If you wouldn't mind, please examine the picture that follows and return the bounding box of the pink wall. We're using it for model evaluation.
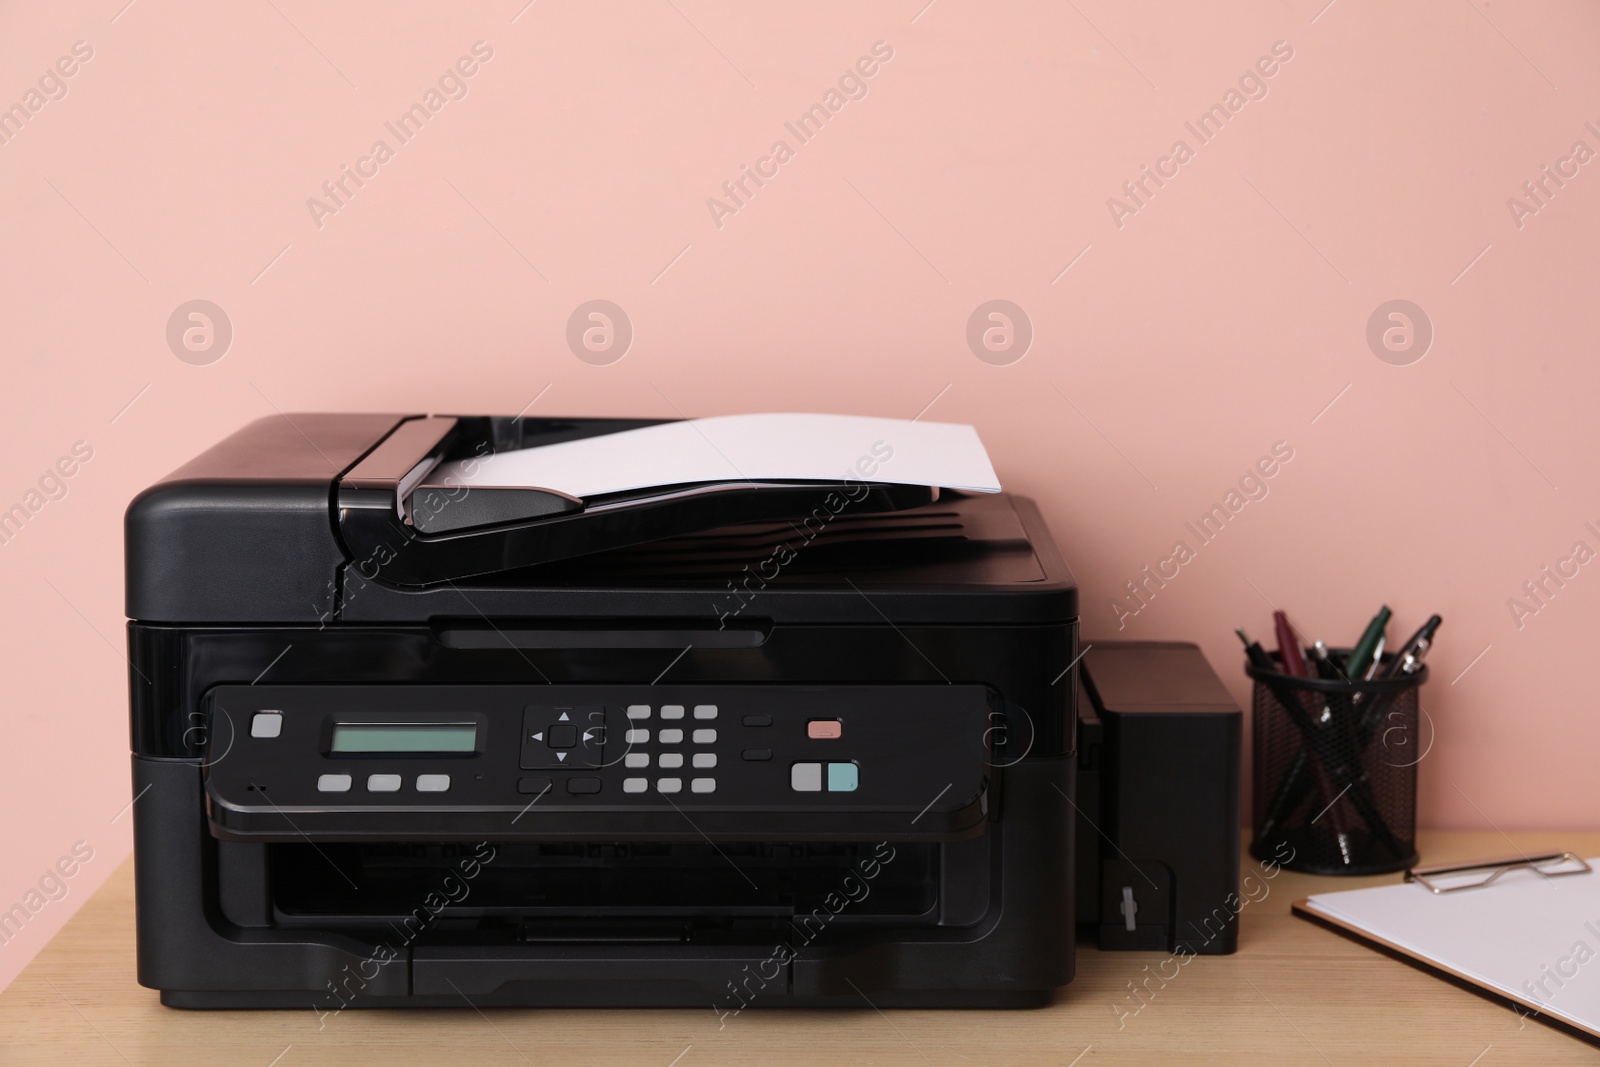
[2,0,1597,986]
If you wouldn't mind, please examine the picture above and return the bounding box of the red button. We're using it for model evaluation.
[807,720,842,739]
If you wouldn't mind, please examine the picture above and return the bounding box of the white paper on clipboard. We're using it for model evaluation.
[1301,855,1600,1038]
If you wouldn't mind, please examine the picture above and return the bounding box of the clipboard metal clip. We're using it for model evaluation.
[1405,851,1592,894]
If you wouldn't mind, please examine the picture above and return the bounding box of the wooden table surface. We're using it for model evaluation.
[2,830,1595,1066]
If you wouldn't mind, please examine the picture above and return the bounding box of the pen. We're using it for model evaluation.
[1379,615,1442,680]
[1357,616,1443,747]
[1274,611,1311,680]
[1237,627,1276,673]
[1291,620,1406,857]
[1309,641,1342,681]
[1363,636,1385,680]
[1240,627,1316,845]
[1346,605,1391,681]
[1272,612,1357,865]
[1261,637,1341,842]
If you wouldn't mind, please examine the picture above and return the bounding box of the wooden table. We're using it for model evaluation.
[2,830,1594,1066]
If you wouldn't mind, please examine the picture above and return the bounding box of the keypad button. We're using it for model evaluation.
[317,773,351,793]
[657,777,682,794]
[660,705,685,720]
[693,704,718,720]
[693,729,717,744]
[625,729,649,744]
[624,753,650,769]
[743,749,772,761]
[658,729,684,744]
[790,763,822,792]
[626,705,651,720]
[367,774,402,793]
[691,778,716,793]
[623,777,648,793]
[548,723,578,748]
[807,720,842,739]
[517,776,552,795]
[693,753,717,769]
[659,753,684,769]
[742,714,773,727]
[827,763,859,792]
[567,777,602,794]
[251,712,283,738]
[416,774,450,793]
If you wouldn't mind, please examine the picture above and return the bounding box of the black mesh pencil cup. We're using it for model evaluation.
[1248,651,1425,876]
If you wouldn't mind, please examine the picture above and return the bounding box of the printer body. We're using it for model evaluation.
[127,414,1242,1010]
[126,414,1082,1010]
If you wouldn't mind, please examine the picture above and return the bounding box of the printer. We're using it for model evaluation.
[125,413,1240,1010]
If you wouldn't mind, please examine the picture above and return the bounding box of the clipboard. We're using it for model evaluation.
[1294,852,1600,1048]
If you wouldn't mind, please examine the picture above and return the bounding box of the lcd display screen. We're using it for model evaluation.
[329,723,478,753]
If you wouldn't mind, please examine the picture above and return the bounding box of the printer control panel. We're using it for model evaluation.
[202,684,997,841]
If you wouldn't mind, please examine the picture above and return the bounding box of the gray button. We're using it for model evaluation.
[658,729,684,744]
[317,773,351,793]
[657,777,682,794]
[625,729,649,744]
[367,774,402,792]
[416,774,450,793]
[693,753,717,769]
[693,704,718,720]
[660,705,685,720]
[626,705,651,720]
[658,753,684,769]
[623,777,648,793]
[693,729,717,744]
[624,753,650,769]
[691,777,716,793]
[251,712,283,739]
[791,763,822,792]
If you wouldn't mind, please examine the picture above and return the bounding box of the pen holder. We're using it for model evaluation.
[1247,651,1426,876]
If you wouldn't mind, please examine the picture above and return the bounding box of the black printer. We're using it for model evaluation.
[125,413,1240,1011]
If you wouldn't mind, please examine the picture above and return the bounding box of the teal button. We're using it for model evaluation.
[826,762,858,792]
